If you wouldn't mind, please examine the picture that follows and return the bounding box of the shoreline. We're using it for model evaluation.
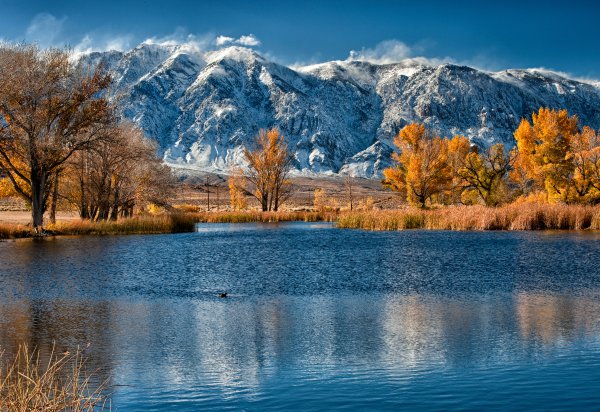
[3,204,600,239]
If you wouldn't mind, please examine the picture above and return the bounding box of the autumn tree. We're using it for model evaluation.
[512,108,578,203]
[313,188,327,212]
[61,123,172,220]
[382,123,452,208]
[458,143,513,206]
[0,44,113,229]
[570,126,600,204]
[446,135,471,203]
[243,128,293,211]
[228,167,247,211]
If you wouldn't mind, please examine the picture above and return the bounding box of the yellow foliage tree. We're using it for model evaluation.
[446,135,471,203]
[570,126,600,203]
[513,108,578,203]
[243,128,293,211]
[382,123,452,208]
[228,168,247,211]
[458,144,513,206]
[313,188,327,212]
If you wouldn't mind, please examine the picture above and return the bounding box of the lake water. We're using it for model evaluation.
[1,222,600,410]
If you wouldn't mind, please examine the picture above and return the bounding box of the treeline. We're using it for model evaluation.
[0,44,172,229]
[383,108,600,208]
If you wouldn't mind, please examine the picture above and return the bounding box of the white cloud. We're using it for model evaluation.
[346,39,453,67]
[214,34,261,47]
[72,33,134,60]
[215,35,234,46]
[237,34,261,47]
[348,40,412,64]
[25,13,66,48]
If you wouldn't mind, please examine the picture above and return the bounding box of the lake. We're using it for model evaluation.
[1,222,600,410]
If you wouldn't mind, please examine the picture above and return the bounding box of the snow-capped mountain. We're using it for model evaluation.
[81,42,600,177]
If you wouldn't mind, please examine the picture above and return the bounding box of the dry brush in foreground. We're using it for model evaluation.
[0,344,109,411]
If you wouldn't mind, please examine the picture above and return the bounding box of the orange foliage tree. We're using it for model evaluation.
[512,108,578,202]
[383,123,453,208]
[243,128,293,211]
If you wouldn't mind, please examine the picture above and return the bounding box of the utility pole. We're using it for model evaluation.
[205,175,211,211]
[345,175,354,211]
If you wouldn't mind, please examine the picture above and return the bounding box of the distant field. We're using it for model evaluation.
[172,175,399,211]
[0,176,399,225]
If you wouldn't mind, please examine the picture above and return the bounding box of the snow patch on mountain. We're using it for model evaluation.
[84,43,600,178]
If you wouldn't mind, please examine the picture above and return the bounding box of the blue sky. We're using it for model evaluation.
[1,0,599,78]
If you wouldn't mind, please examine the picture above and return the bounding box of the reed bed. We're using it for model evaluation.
[0,344,109,411]
[337,203,600,231]
[193,210,338,223]
[0,222,32,239]
[48,214,197,235]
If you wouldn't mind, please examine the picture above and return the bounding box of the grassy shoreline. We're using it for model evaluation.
[0,214,198,239]
[337,203,600,231]
[193,210,337,223]
[0,211,336,239]
[3,205,600,239]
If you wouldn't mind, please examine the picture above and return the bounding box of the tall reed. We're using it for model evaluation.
[48,214,197,235]
[337,203,600,231]
[0,344,109,411]
[193,210,337,223]
[0,223,32,239]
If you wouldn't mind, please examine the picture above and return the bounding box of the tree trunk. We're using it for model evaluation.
[30,169,48,231]
[110,187,120,221]
[79,160,89,219]
[273,186,280,212]
[49,171,59,225]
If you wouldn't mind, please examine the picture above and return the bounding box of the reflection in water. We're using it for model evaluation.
[2,226,600,409]
[1,292,600,409]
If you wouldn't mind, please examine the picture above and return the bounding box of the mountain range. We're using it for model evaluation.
[81,41,600,177]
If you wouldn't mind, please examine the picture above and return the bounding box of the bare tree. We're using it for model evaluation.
[243,128,293,211]
[0,44,113,229]
[61,123,173,220]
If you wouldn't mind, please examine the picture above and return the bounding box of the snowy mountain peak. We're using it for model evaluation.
[88,42,600,177]
[205,46,265,65]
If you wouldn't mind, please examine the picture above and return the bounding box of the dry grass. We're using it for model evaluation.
[337,203,600,231]
[0,344,109,411]
[48,214,197,235]
[0,214,197,239]
[0,222,33,239]
[193,210,338,223]
[3,205,599,237]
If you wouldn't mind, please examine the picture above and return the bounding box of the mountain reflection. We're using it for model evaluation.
[1,292,599,393]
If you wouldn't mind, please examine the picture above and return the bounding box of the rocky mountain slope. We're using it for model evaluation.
[81,42,600,177]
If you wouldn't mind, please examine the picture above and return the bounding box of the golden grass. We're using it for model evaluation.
[0,344,109,411]
[0,214,197,238]
[3,205,599,237]
[337,203,600,231]
[0,222,32,239]
[193,210,338,223]
[48,214,197,235]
